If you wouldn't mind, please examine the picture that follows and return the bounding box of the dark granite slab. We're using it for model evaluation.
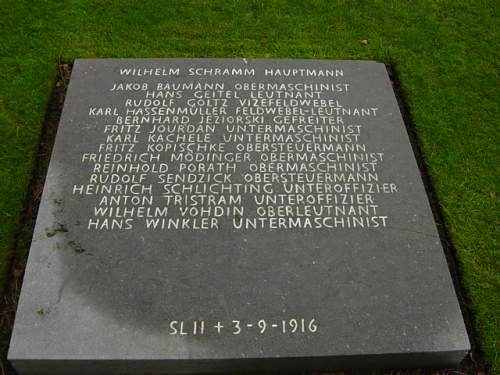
[9,59,469,374]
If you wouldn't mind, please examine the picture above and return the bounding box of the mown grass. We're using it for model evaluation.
[0,0,498,372]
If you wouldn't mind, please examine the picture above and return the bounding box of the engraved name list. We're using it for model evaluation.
[72,64,397,232]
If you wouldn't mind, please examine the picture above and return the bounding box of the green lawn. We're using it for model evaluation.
[1,0,498,372]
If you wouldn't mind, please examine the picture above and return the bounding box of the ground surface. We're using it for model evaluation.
[0,1,498,373]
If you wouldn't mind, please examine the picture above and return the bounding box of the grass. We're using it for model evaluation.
[0,0,498,372]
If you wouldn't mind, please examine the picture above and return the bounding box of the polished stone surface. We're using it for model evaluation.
[9,59,469,374]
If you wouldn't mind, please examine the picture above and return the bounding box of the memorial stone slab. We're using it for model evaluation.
[9,58,470,374]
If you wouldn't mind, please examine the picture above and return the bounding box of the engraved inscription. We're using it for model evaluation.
[71,64,398,232]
